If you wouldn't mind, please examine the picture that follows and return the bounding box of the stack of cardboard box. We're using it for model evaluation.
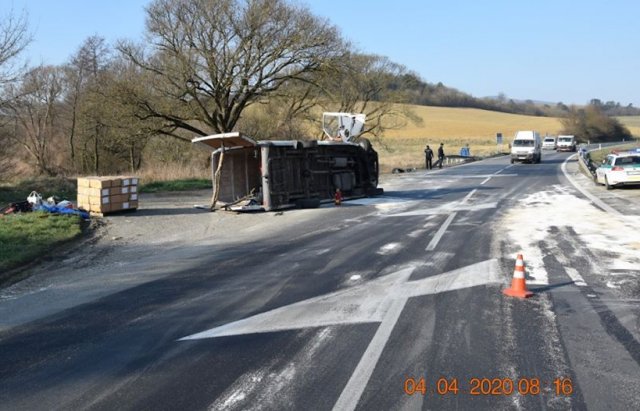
[77,176,139,214]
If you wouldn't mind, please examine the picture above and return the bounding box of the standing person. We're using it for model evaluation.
[424,145,434,169]
[437,143,445,168]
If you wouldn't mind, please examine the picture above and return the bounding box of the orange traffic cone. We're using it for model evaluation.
[503,254,533,298]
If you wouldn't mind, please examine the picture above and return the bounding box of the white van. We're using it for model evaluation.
[556,135,576,152]
[542,136,557,150]
[510,130,542,164]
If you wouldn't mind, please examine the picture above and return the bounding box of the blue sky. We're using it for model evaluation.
[7,0,640,106]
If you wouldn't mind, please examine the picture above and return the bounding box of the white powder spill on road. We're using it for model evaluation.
[501,185,640,285]
[377,242,401,255]
[208,328,334,411]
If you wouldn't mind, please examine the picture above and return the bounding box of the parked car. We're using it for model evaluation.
[557,135,576,152]
[594,150,640,189]
[542,136,557,150]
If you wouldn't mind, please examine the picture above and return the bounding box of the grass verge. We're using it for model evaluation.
[589,143,639,164]
[139,178,211,193]
[0,212,82,274]
[0,176,77,205]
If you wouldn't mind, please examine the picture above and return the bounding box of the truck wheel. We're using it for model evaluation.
[510,158,514,164]
[593,175,600,186]
[605,176,613,190]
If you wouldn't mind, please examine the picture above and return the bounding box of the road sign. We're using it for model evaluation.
[496,133,503,145]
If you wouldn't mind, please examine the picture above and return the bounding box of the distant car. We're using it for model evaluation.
[594,150,640,189]
[542,136,557,150]
[556,135,576,152]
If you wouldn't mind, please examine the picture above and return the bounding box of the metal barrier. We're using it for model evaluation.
[444,155,476,166]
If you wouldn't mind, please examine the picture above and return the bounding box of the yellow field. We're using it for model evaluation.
[376,105,564,172]
[617,116,640,137]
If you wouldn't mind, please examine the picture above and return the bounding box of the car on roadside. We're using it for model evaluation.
[542,136,557,150]
[594,150,640,189]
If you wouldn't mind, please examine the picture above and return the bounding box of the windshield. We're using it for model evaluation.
[614,156,640,166]
[513,140,534,147]
[544,138,554,142]
[559,138,572,142]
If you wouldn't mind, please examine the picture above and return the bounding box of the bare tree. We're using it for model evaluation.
[267,53,420,143]
[0,8,31,88]
[62,36,110,166]
[4,65,64,175]
[0,8,31,175]
[118,0,345,139]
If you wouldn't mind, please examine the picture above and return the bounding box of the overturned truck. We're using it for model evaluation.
[192,113,382,211]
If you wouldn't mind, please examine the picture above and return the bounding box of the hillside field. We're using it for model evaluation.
[376,105,563,172]
[617,116,640,137]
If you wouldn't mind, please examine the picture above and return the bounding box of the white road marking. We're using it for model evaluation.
[332,293,407,411]
[423,174,518,179]
[565,267,587,287]
[481,165,514,185]
[388,202,497,217]
[180,260,502,411]
[426,212,457,251]
[424,189,475,251]
[461,189,477,204]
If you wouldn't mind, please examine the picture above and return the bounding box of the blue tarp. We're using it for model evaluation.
[36,204,90,219]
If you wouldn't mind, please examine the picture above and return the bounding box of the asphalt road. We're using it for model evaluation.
[1,151,639,410]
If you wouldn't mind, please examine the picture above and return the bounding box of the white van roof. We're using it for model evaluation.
[514,130,539,139]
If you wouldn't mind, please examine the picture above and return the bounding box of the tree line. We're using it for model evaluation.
[0,0,635,179]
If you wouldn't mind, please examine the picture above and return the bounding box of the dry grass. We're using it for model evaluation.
[617,116,640,137]
[136,161,210,183]
[375,105,564,172]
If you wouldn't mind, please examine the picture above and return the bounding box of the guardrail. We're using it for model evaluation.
[442,155,477,166]
[577,151,596,177]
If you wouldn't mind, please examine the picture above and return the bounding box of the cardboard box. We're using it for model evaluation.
[77,177,92,188]
[88,177,113,189]
[129,200,139,209]
[121,186,129,194]
[88,196,110,206]
[130,193,138,201]
[77,186,107,197]
[77,194,89,205]
[130,185,137,193]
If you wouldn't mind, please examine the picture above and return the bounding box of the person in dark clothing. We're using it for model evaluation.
[437,143,445,168]
[424,145,434,169]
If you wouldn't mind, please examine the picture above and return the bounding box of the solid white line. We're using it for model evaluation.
[560,154,622,216]
[332,298,406,411]
[426,212,457,251]
[480,176,491,185]
[565,267,587,287]
[461,189,477,204]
